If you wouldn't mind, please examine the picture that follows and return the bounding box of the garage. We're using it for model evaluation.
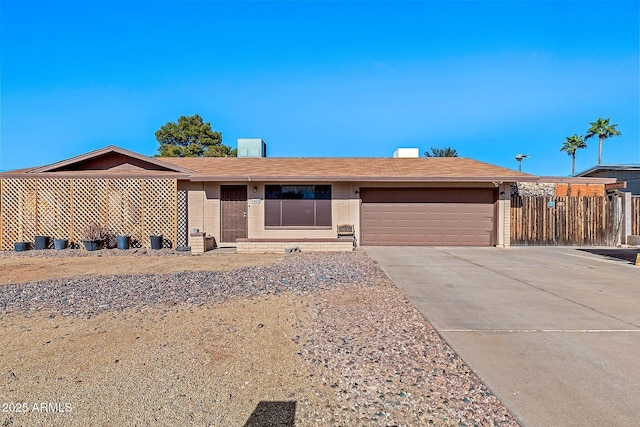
[360,188,497,246]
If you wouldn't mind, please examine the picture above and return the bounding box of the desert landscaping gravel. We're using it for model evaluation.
[0,247,192,259]
[0,250,519,426]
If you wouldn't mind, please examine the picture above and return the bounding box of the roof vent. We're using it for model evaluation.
[393,148,420,158]
[237,138,267,158]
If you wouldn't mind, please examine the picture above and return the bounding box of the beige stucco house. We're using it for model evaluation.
[1,144,602,252]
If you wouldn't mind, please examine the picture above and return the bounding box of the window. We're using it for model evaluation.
[265,185,331,227]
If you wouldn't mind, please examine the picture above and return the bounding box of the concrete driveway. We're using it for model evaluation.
[365,246,640,427]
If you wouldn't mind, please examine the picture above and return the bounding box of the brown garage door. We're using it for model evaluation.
[361,188,496,246]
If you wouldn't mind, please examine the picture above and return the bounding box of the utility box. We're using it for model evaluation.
[393,148,420,158]
[238,138,267,158]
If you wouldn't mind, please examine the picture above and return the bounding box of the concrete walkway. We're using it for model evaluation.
[365,246,640,427]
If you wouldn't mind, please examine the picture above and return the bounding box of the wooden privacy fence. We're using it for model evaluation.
[510,196,616,246]
[633,196,640,236]
[0,178,177,250]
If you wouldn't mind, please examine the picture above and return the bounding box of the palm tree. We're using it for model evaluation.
[584,117,621,165]
[425,147,458,157]
[560,134,587,176]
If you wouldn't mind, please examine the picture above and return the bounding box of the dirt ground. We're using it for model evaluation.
[0,252,283,286]
[1,294,331,426]
[0,252,332,425]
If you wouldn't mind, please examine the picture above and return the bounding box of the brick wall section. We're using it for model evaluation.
[236,238,354,253]
[190,232,217,254]
[190,234,205,254]
[503,194,511,247]
[496,183,511,247]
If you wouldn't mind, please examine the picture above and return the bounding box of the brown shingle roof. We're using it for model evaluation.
[1,146,622,185]
[160,157,535,182]
[0,144,533,182]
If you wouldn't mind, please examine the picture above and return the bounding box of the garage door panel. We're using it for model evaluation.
[361,188,495,246]
[411,220,427,228]
[378,234,397,243]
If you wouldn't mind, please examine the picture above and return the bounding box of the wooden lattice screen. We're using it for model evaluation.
[0,178,177,250]
[1,179,37,248]
[71,179,108,248]
[107,179,143,248]
[177,189,188,248]
[143,179,176,249]
[37,179,72,247]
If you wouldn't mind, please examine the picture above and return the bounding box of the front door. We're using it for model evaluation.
[221,185,248,242]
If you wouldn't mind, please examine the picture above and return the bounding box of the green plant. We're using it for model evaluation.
[585,117,621,165]
[560,134,587,176]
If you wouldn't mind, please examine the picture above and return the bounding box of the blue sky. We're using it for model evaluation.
[1,0,638,176]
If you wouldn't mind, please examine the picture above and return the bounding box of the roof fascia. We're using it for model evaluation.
[185,175,538,183]
[537,176,619,184]
[605,182,627,191]
[0,172,190,179]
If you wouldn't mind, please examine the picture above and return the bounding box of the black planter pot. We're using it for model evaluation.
[14,242,28,252]
[34,235,50,250]
[82,240,102,251]
[117,235,130,250]
[150,235,163,250]
[54,239,68,250]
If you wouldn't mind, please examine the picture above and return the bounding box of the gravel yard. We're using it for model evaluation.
[0,248,282,286]
[0,250,519,426]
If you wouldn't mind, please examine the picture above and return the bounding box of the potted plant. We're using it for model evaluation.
[150,234,163,250]
[82,222,107,251]
[14,241,29,252]
[34,235,51,250]
[117,234,130,250]
[14,217,29,251]
[54,238,69,250]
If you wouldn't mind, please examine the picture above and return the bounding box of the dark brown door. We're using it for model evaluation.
[361,188,496,246]
[221,186,248,242]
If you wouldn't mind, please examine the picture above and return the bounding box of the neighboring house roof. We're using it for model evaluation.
[575,164,640,194]
[576,164,640,176]
[160,156,537,182]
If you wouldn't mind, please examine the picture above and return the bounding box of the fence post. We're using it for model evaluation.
[622,192,632,245]
[634,197,640,236]
[612,195,623,246]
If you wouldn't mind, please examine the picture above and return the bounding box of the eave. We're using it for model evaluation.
[185,175,538,183]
